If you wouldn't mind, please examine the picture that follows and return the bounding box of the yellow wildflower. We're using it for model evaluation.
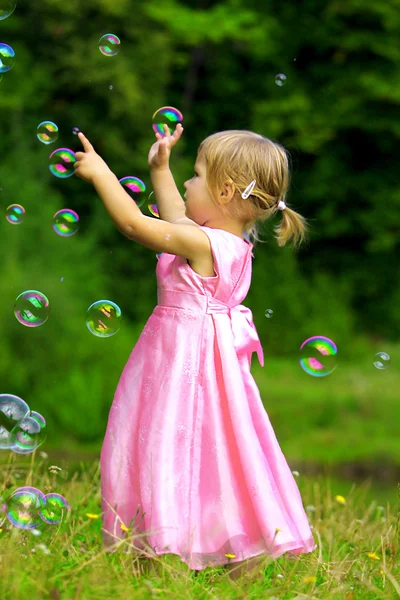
[302,575,317,584]
[85,513,101,519]
[120,523,130,532]
[275,528,282,533]
[367,552,380,561]
[335,495,346,505]
[225,553,236,559]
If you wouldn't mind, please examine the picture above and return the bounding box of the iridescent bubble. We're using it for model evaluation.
[275,73,287,87]
[109,84,113,91]
[39,493,70,525]
[0,394,30,450]
[49,148,76,178]
[72,127,80,135]
[265,309,273,319]
[0,43,15,73]
[373,352,391,370]
[14,290,50,328]
[30,411,47,437]
[156,253,162,260]
[299,336,337,377]
[147,191,159,218]
[6,487,46,530]
[0,2,16,20]
[86,300,122,338]
[119,176,146,208]
[52,209,79,237]
[152,106,183,136]
[6,204,25,224]
[9,416,42,454]
[37,121,59,145]
[99,34,121,57]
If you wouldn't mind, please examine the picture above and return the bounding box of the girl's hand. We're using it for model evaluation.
[74,132,111,184]
[148,123,184,171]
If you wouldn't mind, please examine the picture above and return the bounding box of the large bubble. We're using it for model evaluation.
[6,204,25,224]
[86,300,122,338]
[0,394,30,450]
[9,414,46,454]
[0,43,15,73]
[52,209,79,237]
[5,487,46,530]
[152,106,183,136]
[39,493,70,525]
[119,176,146,208]
[299,336,337,377]
[0,2,16,20]
[147,191,159,218]
[37,121,59,145]
[49,148,76,178]
[14,290,50,327]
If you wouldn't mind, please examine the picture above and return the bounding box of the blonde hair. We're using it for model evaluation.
[197,130,310,247]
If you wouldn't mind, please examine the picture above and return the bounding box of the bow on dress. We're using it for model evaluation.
[206,297,264,367]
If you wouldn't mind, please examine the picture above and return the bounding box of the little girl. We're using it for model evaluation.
[74,125,317,579]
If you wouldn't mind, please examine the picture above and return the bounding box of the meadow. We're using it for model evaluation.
[1,346,399,600]
[0,452,399,599]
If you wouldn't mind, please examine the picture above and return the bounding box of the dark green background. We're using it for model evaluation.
[0,0,399,455]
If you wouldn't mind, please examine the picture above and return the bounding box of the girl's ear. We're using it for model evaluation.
[219,179,236,204]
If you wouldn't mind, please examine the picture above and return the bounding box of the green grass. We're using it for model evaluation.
[251,341,400,467]
[0,452,399,599]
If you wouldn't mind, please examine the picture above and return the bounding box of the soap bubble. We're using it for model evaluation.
[49,148,76,178]
[275,73,287,87]
[0,1,16,20]
[6,204,25,224]
[299,336,337,377]
[99,34,121,57]
[0,43,15,73]
[5,487,46,530]
[37,121,59,145]
[72,127,80,135]
[86,300,121,338]
[152,106,183,136]
[0,394,30,450]
[265,309,273,319]
[373,352,391,370]
[147,191,159,218]
[52,209,79,237]
[39,493,70,525]
[119,176,146,208]
[9,415,43,454]
[14,290,50,327]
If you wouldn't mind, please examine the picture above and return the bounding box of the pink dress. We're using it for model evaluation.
[100,226,317,571]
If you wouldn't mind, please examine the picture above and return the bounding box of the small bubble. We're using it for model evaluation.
[373,352,390,370]
[99,34,120,57]
[275,73,287,87]
[109,84,113,91]
[72,127,80,135]
[265,309,273,319]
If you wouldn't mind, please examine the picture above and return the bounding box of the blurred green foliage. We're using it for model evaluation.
[0,0,399,447]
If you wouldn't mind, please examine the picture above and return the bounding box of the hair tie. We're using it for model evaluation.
[277,200,286,211]
[242,179,256,199]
